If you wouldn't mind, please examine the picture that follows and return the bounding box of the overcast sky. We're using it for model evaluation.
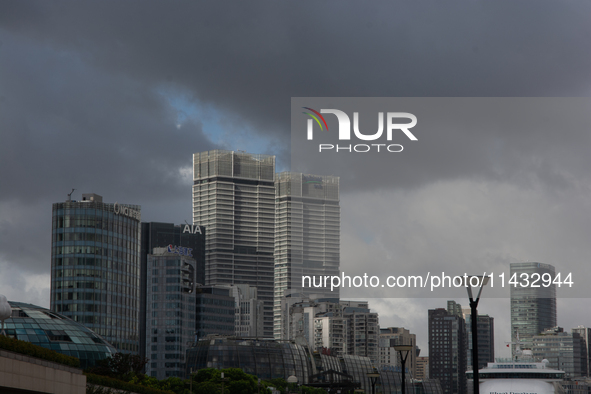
[1,1,591,359]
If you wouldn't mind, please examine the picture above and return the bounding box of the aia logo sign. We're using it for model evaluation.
[302,107,417,152]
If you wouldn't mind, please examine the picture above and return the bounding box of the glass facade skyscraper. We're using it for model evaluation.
[274,172,340,339]
[145,248,197,379]
[428,305,467,394]
[139,222,205,361]
[50,193,141,353]
[510,262,557,348]
[193,150,276,337]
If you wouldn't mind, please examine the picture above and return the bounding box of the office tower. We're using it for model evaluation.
[416,356,429,380]
[193,150,275,337]
[139,222,205,360]
[195,286,235,339]
[532,327,585,377]
[50,193,141,353]
[145,247,197,379]
[379,327,418,377]
[510,262,557,348]
[572,326,591,376]
[274,172,340,339]
[462,308,495,371]
[231,284,264,337]
[429,305,467,394]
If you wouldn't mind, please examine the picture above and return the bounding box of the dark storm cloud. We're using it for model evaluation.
[0,32,214,204]
[2,0,590,147]
[0,31,215,274]
[291,98,591,194]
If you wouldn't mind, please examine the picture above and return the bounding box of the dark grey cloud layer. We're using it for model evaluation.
[2,1,591,140]
[292,98,591,194]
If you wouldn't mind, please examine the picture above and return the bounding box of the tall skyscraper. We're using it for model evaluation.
[572,326,591,377]
[50,193,141,353]
[139,222,205,362]
[274,172,340,339]
[429,303,467,394]
[510,262,557,348]
[145,247,197,379]
[193,150,276,337]
[379,327,418,377]
[462,308,494,371]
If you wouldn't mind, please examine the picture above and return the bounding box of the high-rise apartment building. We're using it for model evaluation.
[429,305,467,394]
[314,314,347,356]
[145,247,197,379]
[193,150,276,337]
[283,296,342,348]
[274,172,340,339]
[140,222,205,361]
[283,297,378,363]
[379,327,417,377]
[341,301,379,364]
[50,193,141,353]
[510,262,557,348]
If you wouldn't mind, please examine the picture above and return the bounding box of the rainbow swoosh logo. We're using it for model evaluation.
[302,107,329,131]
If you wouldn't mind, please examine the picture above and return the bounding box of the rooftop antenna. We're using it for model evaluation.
[67,189,76,202]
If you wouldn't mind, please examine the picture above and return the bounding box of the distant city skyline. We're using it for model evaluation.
[2,1,591,367]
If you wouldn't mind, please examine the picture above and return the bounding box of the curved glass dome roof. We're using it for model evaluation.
[4,301,116,368]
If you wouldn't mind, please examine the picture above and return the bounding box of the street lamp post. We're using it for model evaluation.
[464,275,489,394]
[394,345,413,394]
[221,372,227,394]
[367,369,380,394]
[287,375,298,394]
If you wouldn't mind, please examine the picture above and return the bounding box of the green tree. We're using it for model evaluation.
[193,381,220,394]
[190,368,270,394]
[86,353,148,381]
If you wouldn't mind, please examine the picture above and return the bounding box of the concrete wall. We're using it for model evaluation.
[0,349,86,394]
